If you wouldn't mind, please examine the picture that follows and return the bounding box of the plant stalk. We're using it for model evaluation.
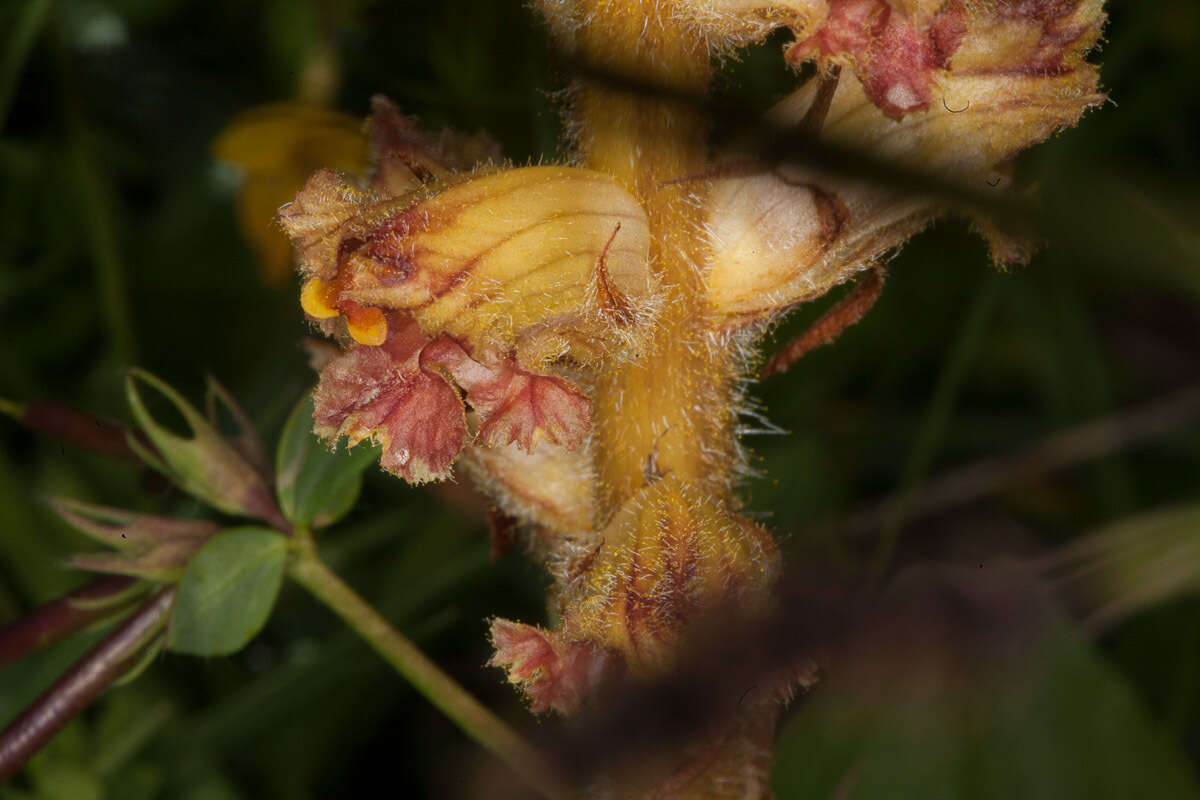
[575,0,739,517]
[0,587,174,781]
[287,533,576,800]
[0,576,140,668]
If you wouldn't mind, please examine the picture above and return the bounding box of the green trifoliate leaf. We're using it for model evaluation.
[167,527,288,656]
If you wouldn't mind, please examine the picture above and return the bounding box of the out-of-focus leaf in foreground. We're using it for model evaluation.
[214,104,368,285]
[772,565,1200,800]
[1043,505,1200,634]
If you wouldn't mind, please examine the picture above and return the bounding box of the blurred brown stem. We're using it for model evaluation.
[0,587,174,781]
[1,398,149,461]
[0,576,139,669]
[839,381,1200,539]
[763,266,886,378]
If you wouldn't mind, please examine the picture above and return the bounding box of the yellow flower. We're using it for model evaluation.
[214,104,368,284]
[281,3,1109,788]
[277,97,658,489]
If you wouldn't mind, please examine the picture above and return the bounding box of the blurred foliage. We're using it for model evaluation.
[0,0,1198,797]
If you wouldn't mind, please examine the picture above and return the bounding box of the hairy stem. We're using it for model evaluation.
[287,532,575,800]
[577,0,739,515]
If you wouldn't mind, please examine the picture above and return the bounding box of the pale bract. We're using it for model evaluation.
[699,0,1106,323]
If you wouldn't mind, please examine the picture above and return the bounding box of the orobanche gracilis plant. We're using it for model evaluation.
[279,0,1105,796]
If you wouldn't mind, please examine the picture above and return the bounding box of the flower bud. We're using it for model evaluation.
[51,498,221,582]
[125,369,282,525]
[704,0,1105,324]
[558,475,780,673]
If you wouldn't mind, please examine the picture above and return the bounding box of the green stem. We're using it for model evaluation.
[0,0,52,133]
[870,277,1001,581]
[52,16,136,365]
[287,530,576,800]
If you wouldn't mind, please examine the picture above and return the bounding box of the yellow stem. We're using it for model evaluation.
[576,0,740,517]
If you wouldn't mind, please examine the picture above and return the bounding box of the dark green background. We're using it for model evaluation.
[1,0,1199,797]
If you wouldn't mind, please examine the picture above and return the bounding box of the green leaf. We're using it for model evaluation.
[275,392,379,529]
[771,564,1200,800]
[167,528,288,657]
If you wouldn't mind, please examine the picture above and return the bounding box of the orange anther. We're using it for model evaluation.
[344,304,388,346]
[300,279,340,319]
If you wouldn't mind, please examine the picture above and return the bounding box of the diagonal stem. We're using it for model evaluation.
[869,277,1001,580]
[762,266,887,378]
[0,587,174,781]
[287,530,576,800]
[0,0,51,132]
[51,15,136,365]
[0,576,141,668]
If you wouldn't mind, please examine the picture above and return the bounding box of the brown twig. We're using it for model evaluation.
[836,381,1200,539]
[800,66,842,136]
[0,399,150,461]
[0,588,174,782]
[0,577,139,669]
[763,267,887,378]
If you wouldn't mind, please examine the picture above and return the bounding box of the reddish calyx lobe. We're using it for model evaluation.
[489,619,618,714]
[313,312,591,484]
[420,338,591,451]
[990,0,1100,76]
[788,0,966,120]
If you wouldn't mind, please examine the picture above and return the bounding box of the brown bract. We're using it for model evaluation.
[489,475,780,712]
[558,476,779,674]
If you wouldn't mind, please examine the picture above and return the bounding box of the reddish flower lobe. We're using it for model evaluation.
[489,619,616,714]
[789,0,967,120]
[313,312,591,485]
[313,316,469,484]
[422,339,592,452]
